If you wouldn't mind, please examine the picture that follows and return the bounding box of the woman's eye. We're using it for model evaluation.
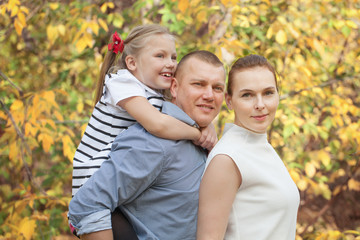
[241,93,251,97]
[156,54,164,58]
[265,91,274,96]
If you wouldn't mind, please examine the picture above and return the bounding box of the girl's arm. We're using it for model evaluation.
[196,154,242,240]
[119,96,201,141]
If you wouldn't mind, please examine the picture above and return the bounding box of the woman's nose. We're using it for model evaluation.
[255,96,265,110]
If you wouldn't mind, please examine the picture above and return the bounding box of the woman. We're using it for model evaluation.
[196,54,300,240]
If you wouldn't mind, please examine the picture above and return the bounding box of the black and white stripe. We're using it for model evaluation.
[72,83,164,196]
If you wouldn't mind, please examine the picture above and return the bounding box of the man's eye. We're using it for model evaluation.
[214,87,224,92]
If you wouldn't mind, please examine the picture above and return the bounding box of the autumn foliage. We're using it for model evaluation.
[0,0,359,239]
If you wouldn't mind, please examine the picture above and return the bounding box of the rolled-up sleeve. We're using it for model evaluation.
[68,125,165,235]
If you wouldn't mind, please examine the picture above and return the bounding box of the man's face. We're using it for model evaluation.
[170,58,225,127]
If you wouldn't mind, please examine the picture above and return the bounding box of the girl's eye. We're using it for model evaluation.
[172,55,177,60]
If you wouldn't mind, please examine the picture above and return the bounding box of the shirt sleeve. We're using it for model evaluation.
[104,72,147,107]
[68,125,165,236]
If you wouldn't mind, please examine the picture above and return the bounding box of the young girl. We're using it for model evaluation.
[72,24,215,196]
[197,54,300,240]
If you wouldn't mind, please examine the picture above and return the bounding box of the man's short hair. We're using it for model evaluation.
[175,50,224,79]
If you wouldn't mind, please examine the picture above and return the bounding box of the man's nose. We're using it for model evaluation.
[203,86,214,101]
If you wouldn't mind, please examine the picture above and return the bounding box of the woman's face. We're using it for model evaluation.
[226,66,279,133]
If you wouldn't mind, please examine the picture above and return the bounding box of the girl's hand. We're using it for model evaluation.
[193,123,218,151]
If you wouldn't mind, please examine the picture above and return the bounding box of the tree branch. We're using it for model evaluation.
[0,98,47,196]
[0,70,23,96]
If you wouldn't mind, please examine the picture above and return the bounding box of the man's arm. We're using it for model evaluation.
[68,127,164,236]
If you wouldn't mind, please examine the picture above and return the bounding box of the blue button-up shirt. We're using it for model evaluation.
[68,102,207,239]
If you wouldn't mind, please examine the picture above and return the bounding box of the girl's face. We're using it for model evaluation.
[130,34,177,90]
[226,66,279,133]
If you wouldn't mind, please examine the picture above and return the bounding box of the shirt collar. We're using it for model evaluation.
[161,102,199,128]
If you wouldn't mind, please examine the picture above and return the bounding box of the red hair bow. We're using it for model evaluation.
[108,31,124,54]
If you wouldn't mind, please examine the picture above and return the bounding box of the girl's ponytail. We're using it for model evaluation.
[94,32,124,105]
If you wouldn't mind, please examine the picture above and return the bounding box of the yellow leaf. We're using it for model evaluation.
[62,135,75,161]
[89,21,99,35]
[107,2,115,8]
[47,25,58,45]
[49,3,59,10]
[266,26,273,39]
[1,6,6,15]
[305,162,316,178]
[47,119,56,130]
[38,133,54,152]
[275,30,287,45]
[346,20,358,29]
[0,111,7,120]
[10,99,23,111]
[98,18,108,32]
[57,24,66,36]
[315,182,331,200]
[348,179,360,191]
[100,3,107,13]
[318,150,331,167]
[297,179,308,191]
[42,90,55,103]
[76,35,91,52]
[10,5,19,17]
[179,0,189,13]
[9,141,18,161]
[196,10,207,23]
[20,6,29,14]
[77,101,84,113]
[313,39,325,56]
[287,24,300,39]
[19,217,36,239]
[299,66,312,77]
[54,111,64,121]
[17,12,26,27]
[14,18,23,35]
[289,169,300,182]
[25,122,37,136]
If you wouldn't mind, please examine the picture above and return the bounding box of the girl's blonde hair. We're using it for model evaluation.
[95,24,175,104]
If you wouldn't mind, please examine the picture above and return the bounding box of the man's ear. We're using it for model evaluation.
[170,77,178,99]
[125,55,136,71]
[225,93,233,110]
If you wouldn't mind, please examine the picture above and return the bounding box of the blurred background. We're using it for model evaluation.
[0,0,359,239]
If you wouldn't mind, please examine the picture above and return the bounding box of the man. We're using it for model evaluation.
[68,50,226,240]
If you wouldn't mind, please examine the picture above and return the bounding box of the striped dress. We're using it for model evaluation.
[71,69,164,196]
